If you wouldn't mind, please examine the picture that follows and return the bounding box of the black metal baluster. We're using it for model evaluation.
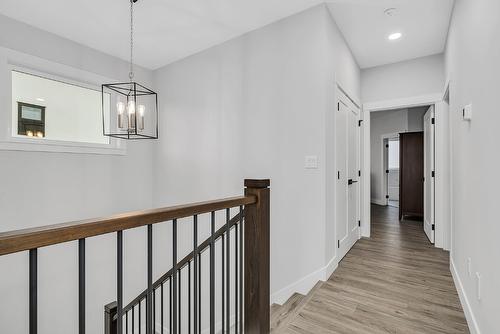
[153,289,156,334]
[235,222,239,334]
[117,231,123,334]
[178,269,181,334]
[210,212,215,334]
[193,215,198,334]
[188,261,191,334]
[138,300,141,334]
[170,278,172,334]
[235,206,241,334]
[226,208,230,334]
[132,306,135,334]
[161,283,164,334]
[172,219,178,334]
[79,239,85,334]
[198,254,201,334]
[147,225,153,334]
[29,248,37,334]
[222,226,225,333]
[239,206,243,334]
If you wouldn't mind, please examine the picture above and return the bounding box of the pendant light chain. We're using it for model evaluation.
[129,0,134,81]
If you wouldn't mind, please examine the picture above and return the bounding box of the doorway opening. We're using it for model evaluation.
[370,106,428,211]
[370,106,433,240]
[386,137,400,208]
[362,94,451,250]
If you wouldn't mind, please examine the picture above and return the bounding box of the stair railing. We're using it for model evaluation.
[0,179,270,334]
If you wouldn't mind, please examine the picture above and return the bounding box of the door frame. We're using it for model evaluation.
[362,94,450,246]
[441,79,451,252]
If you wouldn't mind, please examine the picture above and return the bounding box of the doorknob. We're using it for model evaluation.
[348,179,358,185]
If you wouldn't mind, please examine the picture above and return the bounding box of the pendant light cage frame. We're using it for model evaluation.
[101,0,159,140]
[102,82,159,140]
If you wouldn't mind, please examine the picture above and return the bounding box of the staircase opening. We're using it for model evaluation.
[0,179,271,334]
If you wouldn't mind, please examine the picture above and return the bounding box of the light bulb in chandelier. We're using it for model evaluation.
[127,100,136,114]
[127,100,136,129]
[137,104,145,130]
[116,101,125,128]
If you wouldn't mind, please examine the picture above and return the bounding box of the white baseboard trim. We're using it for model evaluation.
[271,256,338,305]
[450,258,480,334]
[324,255,339,280]
[371,198,386,206]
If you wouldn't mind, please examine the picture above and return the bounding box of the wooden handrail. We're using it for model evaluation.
[0,195,256,256]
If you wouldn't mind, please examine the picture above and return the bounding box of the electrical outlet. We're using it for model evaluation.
[467,258,472,276]
[476,272,481,301]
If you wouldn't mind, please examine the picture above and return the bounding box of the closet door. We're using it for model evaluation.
[423,106,435,243]
[399,132,424,220]
[336,89,360,262]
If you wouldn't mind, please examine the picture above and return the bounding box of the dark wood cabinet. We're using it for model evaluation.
[399,132,424,220]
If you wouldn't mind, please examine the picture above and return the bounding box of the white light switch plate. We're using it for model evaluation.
[304,155,318,169]
[463,104,472,121]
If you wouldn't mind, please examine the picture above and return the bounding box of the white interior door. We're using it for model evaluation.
[387,139,400,203]
[336,90,360,261]
[424,106,435,243]
[383,138,389,206]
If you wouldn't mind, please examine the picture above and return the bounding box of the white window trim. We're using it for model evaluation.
[0,47,127,155]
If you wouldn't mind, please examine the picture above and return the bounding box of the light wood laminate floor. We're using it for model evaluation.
[284,204,469,334]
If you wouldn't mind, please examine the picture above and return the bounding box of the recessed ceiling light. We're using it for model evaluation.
[384,8,397,16]
[36,98,45,102]
[388,32,402,41]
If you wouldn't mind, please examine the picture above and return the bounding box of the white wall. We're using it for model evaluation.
[407,106,428,132]
[370,107,427,204]
[444,0,500,332]
[0,14,154,334]
[152,4,360,304]
[362,54,445,103]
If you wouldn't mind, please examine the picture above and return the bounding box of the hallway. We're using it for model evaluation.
[278,205,469,333]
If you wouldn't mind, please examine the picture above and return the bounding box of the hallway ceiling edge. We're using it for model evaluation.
[326,0,454,69]
[0,0,453,70]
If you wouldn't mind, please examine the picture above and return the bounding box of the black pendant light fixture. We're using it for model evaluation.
[102,0,158,140]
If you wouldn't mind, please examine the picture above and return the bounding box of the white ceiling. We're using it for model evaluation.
[327,0,454,69]
[0,0,453,70]
[0,0,322,70]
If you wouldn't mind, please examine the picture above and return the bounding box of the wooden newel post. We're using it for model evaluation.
[104,301,117,334]
[244,179,270,334]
